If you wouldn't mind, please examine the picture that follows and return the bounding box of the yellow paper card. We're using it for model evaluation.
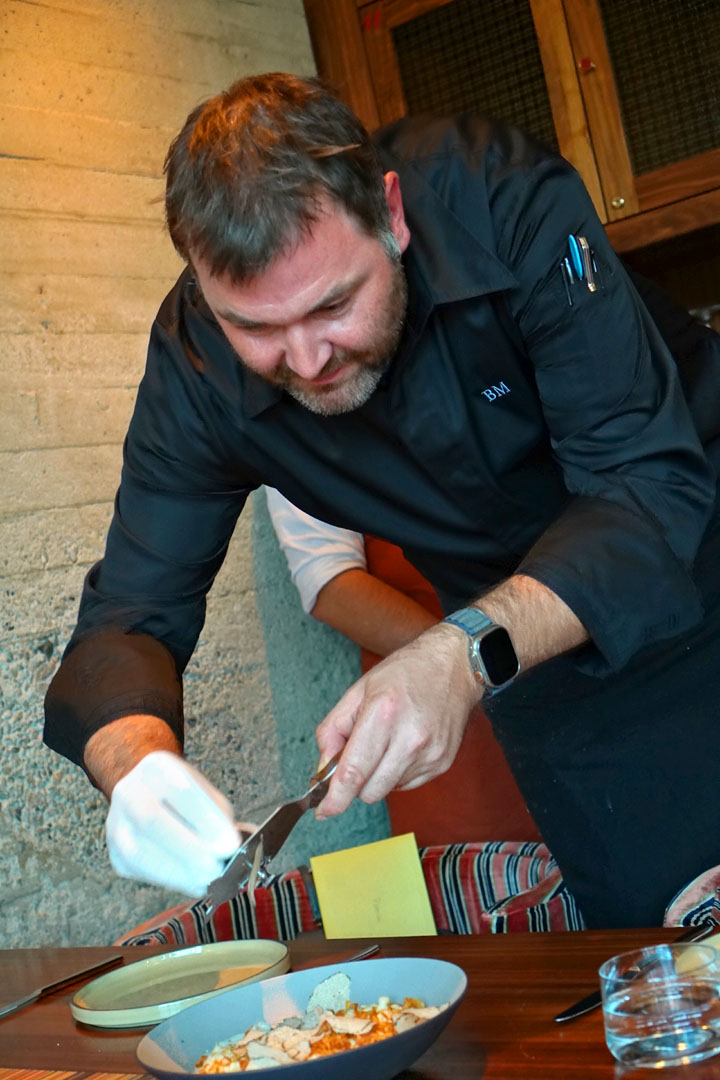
[310,833,437,939]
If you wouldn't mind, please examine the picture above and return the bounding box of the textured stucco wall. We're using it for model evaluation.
[0,0,387,948]
[1,510,277,946]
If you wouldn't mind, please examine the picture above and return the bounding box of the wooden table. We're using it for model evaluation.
[1,930,718,1079]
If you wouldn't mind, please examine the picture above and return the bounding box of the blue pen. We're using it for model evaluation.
[568,234,584,280]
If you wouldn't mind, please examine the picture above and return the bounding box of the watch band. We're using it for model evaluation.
[443,608,494,636]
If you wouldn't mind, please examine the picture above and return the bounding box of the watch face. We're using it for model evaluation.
[478,627,519,686]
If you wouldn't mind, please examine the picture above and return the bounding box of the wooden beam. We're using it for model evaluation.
[531,0,605,221]
[606,188,720,253]
[563,0,638,221]
[636,150,720,215]
[303,0,380,131]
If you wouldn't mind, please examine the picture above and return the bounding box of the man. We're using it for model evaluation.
[44,72,720,927]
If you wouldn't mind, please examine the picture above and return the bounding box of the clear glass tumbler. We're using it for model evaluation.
[600,942,720,1068]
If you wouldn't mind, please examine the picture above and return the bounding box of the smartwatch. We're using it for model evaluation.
[443,607,520,694]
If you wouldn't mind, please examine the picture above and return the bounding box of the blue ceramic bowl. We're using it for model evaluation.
[137,956,467,1080]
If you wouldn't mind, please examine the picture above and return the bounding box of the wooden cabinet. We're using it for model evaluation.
[303,0,720,255]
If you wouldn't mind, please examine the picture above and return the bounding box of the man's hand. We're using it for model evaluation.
[315,621,483,816]
[314,573,589,818]
[105,750,241,896]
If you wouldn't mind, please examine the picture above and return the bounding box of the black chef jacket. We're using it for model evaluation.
[44,113,717,772]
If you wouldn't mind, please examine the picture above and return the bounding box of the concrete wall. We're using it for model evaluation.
[0,0,388,948]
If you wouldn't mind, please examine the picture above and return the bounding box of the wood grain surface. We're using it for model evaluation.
[606,188,720,253]
[560,0,638,222]
[2,929,718,1079]
[530,0,605,221]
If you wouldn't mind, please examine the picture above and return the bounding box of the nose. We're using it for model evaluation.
[283,324,332,379]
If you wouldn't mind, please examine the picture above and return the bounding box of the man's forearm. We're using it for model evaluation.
[84,714,182,798]
[477,573,588,673]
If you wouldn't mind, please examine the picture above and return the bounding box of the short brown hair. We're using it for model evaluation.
[164,72,390,282]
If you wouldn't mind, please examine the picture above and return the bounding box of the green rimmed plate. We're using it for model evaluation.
[71,939,289,1028]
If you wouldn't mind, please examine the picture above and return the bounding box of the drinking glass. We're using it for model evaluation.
[600,942,720,1068]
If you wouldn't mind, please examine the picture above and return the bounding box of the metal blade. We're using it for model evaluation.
[553,988,604,1023]
[255,754,341,862]
[249,801,308,864]
[202,846,256,914]
[201,753,341,917]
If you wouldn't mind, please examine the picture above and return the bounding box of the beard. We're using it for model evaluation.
[282,359,391,416]
[258,261,408,417]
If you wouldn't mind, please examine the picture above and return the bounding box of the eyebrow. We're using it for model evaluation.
[214,275,366,330]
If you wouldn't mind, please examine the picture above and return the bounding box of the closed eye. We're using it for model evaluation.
[316,297,350,317]
[236,322,274,337]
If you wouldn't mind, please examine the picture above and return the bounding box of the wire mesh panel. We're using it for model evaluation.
[598,0,720,175]
[392,0,558,151]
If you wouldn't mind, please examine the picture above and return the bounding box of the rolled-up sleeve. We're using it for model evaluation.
[500,159,716,670]
[44,320,252,766]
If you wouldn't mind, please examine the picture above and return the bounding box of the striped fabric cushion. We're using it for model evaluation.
[116,841,583,946]
[116,868,318,946]
[663,864,720,928]
[422,842,584,933]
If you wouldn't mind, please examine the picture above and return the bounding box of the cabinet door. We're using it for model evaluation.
[358,0,605,218]
[565,0,720,246]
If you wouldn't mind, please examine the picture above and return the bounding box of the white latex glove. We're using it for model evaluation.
[106,750,242,897]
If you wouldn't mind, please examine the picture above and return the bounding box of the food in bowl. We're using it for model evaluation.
[196,972,447,1071]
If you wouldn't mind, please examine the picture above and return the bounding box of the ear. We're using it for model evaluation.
[383,171,411,253]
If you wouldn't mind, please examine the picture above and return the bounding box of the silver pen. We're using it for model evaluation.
[576,235,597,292]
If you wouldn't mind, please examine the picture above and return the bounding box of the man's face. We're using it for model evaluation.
[192,186,410,416]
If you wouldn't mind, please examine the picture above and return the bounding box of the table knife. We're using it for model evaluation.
[0,954,123,1020]
[553,920,717,1023]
